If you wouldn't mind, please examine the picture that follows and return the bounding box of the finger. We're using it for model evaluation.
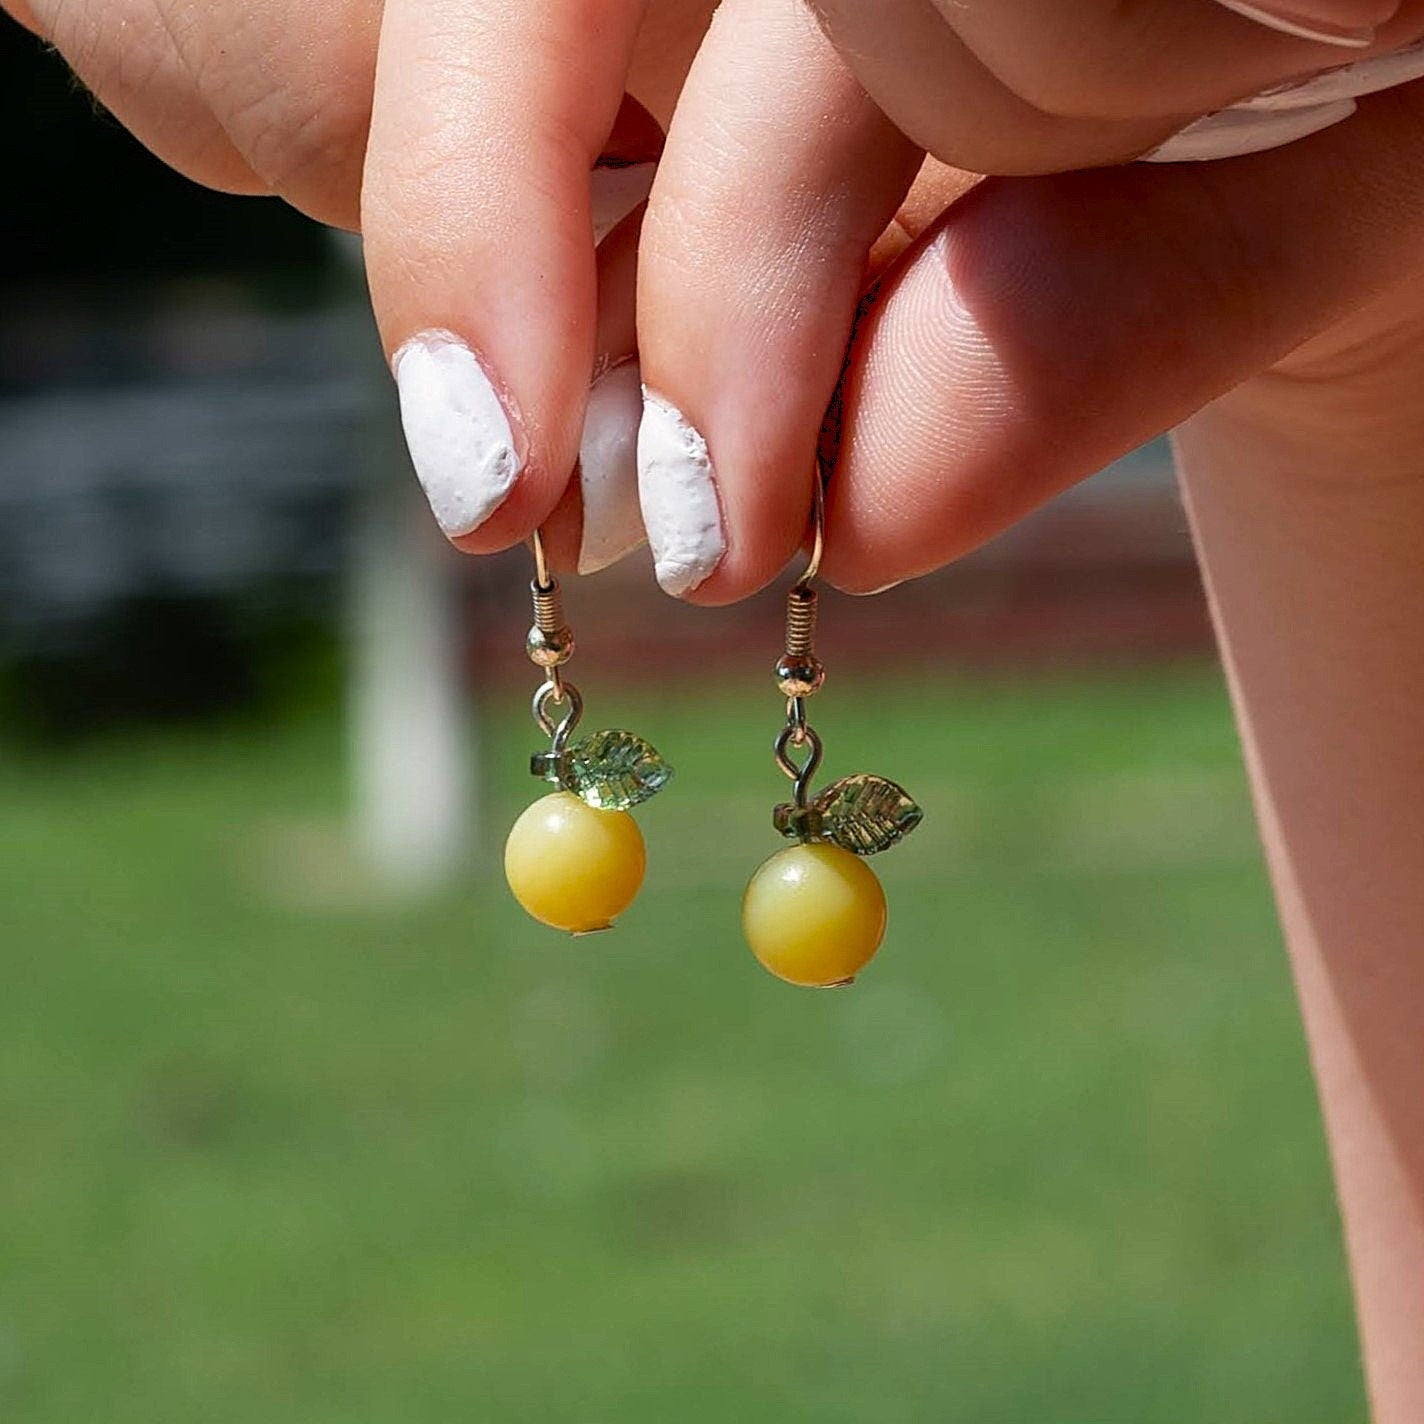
[807,0,1185,174]
[625,0,720,125]
[935,0,1423,117]
[20,0,265,195]
[496,104,663,575]
[579,210,647,576]
[547,105,663,574]
[538,201,650,575]
[635,0,921,602]
[821,80,1424,592]
[365,0,646,554]
[805,0,1424,171]
[144,0,380,230]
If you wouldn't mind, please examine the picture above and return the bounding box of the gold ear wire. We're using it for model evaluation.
[775,468,829,798]
[529,527,553,590]
[798,468,825,589]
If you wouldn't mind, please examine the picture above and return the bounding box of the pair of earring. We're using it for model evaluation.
[502,479,923,988]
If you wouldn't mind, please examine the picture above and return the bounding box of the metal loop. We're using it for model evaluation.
[533,678,583,752]
[774,720,823,806]
[785,695,808,738]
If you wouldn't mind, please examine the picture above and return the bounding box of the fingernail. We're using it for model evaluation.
[637,390,726,597]
[1143,97,1358,161]
[393,332,524,538]
[591,161,657,245]
[578,359,646,575]
[1211,1,1376,46]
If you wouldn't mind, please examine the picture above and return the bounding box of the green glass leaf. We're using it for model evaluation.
[814,773,922,855]
[566,728,673,810]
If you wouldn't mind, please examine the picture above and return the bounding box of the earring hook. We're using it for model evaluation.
[796,466,825,590]
[530,527,553,591]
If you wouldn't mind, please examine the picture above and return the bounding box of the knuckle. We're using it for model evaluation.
[222,77,370,218]
[195,8,375,222]
[46,3,263,194]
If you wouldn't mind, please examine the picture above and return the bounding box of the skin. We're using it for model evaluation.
[8,0,1422,581]
[636,0,1424,602]
[5,0,1424,1414]
[1175,276,1424,1424]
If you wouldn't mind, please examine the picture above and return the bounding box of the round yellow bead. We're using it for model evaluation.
[742,842,887,987]
[504,791,646,933]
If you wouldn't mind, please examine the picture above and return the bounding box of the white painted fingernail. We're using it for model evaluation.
[1143,96,1357,161]
[591,161,657,245]
[393,332,524,538]
[637,390,726,597]
[1145,31,1424,162]
[578,360,646,575]
[1211,1,1375,47]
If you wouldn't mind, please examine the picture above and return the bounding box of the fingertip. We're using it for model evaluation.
[673,550,792,606]
[368,0,648,557]
[577,359,646,575]
[393,332,527,543]
[819,548,909,598]
[636,389,727,599]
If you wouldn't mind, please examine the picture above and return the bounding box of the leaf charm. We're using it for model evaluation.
[564,728,673,810]
[815,773,922,855]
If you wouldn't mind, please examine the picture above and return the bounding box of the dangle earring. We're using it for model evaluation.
[504,531,673,933]
[743,478,923,987]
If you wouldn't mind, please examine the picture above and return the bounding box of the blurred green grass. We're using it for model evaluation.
[0,669,1364,1422]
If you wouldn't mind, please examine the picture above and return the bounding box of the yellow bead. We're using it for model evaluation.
[742,842,887,987]
[504,791,646,933]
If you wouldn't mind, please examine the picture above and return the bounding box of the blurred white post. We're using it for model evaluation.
[349,474,473,890]
[336,233,473,890]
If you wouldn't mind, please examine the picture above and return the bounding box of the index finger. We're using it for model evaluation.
[363,0,646,551]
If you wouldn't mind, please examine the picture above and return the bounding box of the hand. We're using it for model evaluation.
[630,0,1424,600]
[0,0,716,574]
[10,0,1424,605]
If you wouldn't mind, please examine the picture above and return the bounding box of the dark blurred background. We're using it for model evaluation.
[0,19,1362,1424]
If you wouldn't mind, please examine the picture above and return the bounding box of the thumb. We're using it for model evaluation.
[821,81,1424,592]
